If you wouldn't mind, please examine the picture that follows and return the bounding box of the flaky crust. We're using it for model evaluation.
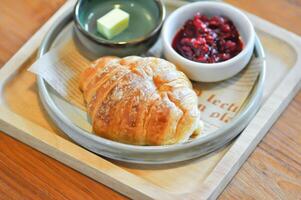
[80,56,203,145]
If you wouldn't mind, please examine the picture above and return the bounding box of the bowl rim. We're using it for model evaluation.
[74,0,166,46]
[162,1,255,69]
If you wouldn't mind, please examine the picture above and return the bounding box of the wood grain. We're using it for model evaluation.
[220,0,301,199]
[0,0,300,200]
[219,93,301,200]
[226,0,301,35]
[0,0,126,199]
[0,132,126,200]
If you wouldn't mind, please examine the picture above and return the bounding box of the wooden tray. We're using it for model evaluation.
[0,0,301,199]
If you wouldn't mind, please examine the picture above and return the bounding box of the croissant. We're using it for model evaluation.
[79,56,203,145]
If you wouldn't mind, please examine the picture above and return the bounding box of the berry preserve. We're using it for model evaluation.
[172,14,243,63]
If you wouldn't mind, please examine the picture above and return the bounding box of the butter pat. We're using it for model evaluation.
[97,8,130,39]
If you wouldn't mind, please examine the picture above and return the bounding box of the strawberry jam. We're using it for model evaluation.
[172,14,243,63]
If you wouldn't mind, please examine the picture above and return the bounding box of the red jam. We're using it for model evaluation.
[172,14,243,63]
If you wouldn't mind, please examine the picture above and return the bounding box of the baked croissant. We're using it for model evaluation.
[79,56,203,145]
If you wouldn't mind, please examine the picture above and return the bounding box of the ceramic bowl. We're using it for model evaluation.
[162,2,255,82]
[74,0,166,57]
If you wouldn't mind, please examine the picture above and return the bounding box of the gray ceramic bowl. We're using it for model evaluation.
[74,0,166,58]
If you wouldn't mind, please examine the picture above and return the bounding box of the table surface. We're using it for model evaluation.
[0,0,300,199]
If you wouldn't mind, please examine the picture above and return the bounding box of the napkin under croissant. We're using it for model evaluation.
[79,56,203,145]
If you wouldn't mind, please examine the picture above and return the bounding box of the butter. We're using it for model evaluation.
[97,8,130,39]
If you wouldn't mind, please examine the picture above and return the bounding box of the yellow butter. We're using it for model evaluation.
[97,8,130,39]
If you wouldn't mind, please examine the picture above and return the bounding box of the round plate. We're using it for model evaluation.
[37,7,266,164]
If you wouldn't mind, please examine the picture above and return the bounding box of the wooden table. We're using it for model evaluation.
[0,0,300,199]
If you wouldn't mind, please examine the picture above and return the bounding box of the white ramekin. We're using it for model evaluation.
[162,2,255,82]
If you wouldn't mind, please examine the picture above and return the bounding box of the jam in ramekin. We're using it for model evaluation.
[172,14,243,63]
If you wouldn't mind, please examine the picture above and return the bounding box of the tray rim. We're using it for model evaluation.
[0,0,301,199]
[36,3,266,164]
